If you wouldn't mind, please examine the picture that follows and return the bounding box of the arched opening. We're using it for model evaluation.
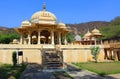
[31,31,38,44]
[23,33,28,44]
[41,30,50,44]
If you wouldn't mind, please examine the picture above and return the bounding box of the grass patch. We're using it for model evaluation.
[52,71,73,79]
[73,62,120,76]
[0,63,27,79]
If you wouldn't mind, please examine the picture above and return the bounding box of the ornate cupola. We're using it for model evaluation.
[31,3,57,24]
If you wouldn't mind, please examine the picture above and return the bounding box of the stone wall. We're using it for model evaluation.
[60,45,105,63]
[0,44,42,64]
[0,44,106,64]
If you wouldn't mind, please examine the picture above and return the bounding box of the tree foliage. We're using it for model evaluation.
[66,32,74,43]
[0,33,20,44]
[90,46,100,63]
[12,51,17,67]
[99,25,120,39]
[110,16,120,26]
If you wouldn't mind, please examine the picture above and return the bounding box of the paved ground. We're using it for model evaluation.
[66,63,120,79]
[106,74,120,79]
[19,64,56,79]
[19,63,120,79]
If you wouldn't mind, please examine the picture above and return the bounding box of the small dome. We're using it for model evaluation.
[13,39,19,44]
[92,28,100,33]
[32,35,37,39]
[21,20,31,27]
[40,36,46,39]
[84,31,92,37]
[58,22,66,29]
[74,35,81,41]
[92,28,102,36]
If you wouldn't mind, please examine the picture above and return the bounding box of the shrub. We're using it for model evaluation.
[90,46,100,63]
[12,51,17,67]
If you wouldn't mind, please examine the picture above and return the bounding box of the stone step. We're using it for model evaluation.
[47,62,62,64]
[47,64,63,68]
[47,66,62,69]
[42,48,63,69]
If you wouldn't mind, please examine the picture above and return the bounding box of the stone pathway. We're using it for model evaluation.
[19,64,56,79]
[66,63,120,79]
[106,74,120,79]
[19,63,120,79]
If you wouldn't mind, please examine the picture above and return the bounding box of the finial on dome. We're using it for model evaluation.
[87,28,90,32]
[43,2,46,11]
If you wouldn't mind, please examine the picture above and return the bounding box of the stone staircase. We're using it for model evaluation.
[42,48,63,69]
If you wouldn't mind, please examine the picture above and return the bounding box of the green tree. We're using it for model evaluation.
[110,16,120,26]
[0,33,20,44]
[12,51,17,67]
[99,25,120,39]
[90,46,100,63]
[66,32,74,43]
[9,33,20,42]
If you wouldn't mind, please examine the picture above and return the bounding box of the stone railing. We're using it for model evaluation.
[0,44,42,49]
[0,44,110,50]
[109,43,120,48]
[58,45,108,50]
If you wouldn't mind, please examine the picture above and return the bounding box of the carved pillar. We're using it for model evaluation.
[51,30,54,45]
[64,34,67,45]
[59,32,61,45]
[114,51,118,61]
[95,37,97,45]
[20,35,23,44]
[38,31,41,44]
[104,49,109,59]
[28,34,31,44]
[101,40,103,45]
[109,49,112,60]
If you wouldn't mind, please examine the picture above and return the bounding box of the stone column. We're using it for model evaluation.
[20,35,23,44]
[38,31,41,44]
[101,40,103,45]
[28,34,31,44]
[109,49,112,60]
[64,34,67,45]
[59,32,61,45]
[95,37,97,45]
[114,51,118,61]
[51,30,54,45]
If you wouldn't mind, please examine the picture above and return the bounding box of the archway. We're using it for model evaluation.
[41,30,50,44]
[31,31,38,44]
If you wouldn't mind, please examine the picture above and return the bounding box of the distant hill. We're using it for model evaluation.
[0,26,16,34]
[0,21,110,35]
[0,16,120,43]
[67,21,110,34]
[1,21,109,34]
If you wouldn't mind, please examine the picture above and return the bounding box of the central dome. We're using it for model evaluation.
[31,4,57,24]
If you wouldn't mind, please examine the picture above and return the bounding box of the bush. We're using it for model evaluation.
[12,51,17,67]
[90,46,100,63]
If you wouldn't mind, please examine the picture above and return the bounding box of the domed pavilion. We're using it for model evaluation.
[0,3,114,67]
[15,4,70,45]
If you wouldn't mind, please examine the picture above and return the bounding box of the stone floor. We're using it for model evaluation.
[19,63,120,79]
[19,64,56,79]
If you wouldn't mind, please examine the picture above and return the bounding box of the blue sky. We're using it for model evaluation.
[0,0,120,28]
